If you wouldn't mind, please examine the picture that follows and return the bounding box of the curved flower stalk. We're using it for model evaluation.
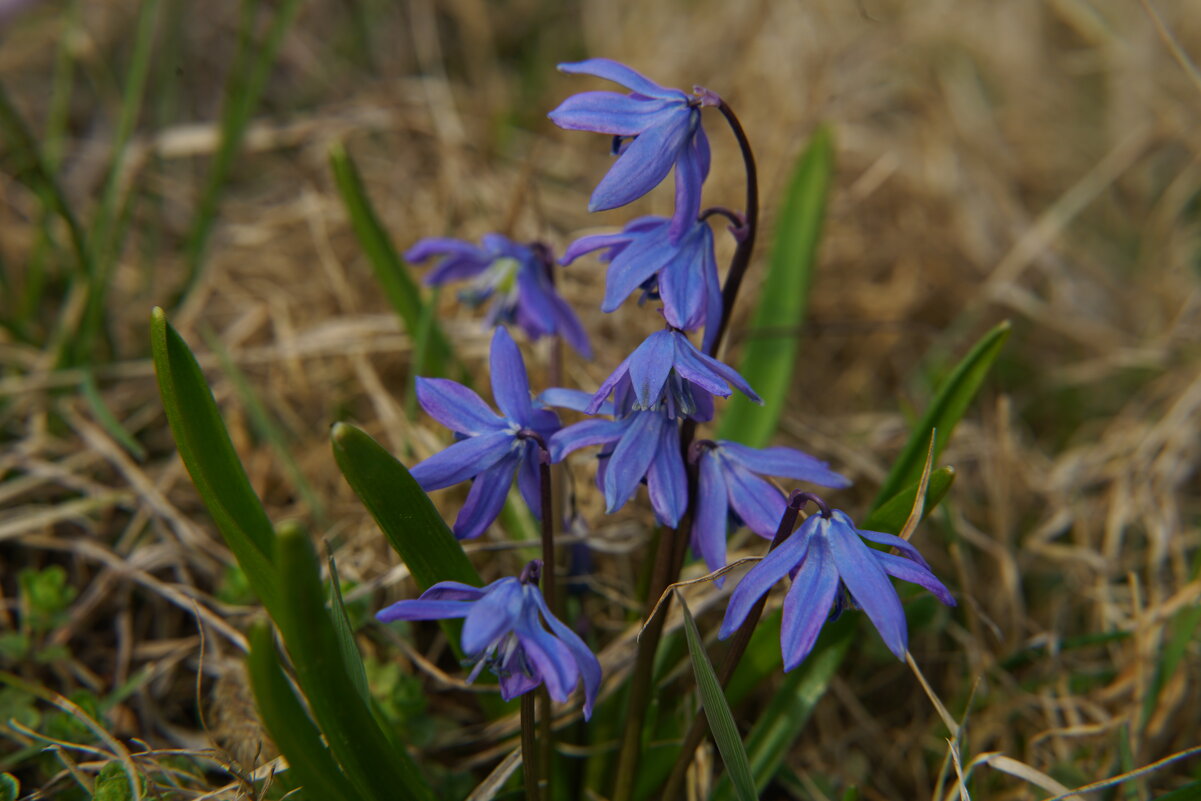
[562,215,722,348]
[376,561,601,717]
[690,440,851,575]
[549,58,717,240]
[719,509,955,669]
[405,233,591,357]
[410,327,558,539]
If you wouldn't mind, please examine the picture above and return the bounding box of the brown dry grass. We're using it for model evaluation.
[1,0,1199,798]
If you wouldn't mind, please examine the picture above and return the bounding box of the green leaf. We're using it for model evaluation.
[149,308,280,614]
[273,524,435,801]
[861,466,956,535]
[327,554,371,706]
[81,372,148,461]
[246,623,359,801]
[331,422,481,591]
[718,126,833,448]
[92,761,140,801]
[0,772,18,801]
[872,320,1009,511]
[328,143,456,379]
[677,591,756,801]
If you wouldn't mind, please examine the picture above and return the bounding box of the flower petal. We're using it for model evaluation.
[718,516,816,640]
[602,411,663,512]
[672,334,761,402]
[873,551,956,606]
[416,376,505,436]
[452,453,521,540]
[489,327,534,423]
[589,105,693,212]
[627,331,676,408]
[514,596,578,703]
[517,444,542,519]
[461,578,523,654]
[780,536,840,670]
[601,225,675,312]
[538,387,611,415]
[418,580,487,601]
[658,223,713,331]
[405,237,482,263]
[532,589,602,719]
[720,441,851,489]
[692,452,731,575]
[826,515,908,659]
[668,120,704,241]
[548,91,676,135]
[850,524,932,569]
[561,230,631,265]
[410,429,515,491]
[724,462,788,538]
[549,418,626,462]
[557,58,684,101]
[375,599,472,623]
[587,350,635,414]
[645,417,686,526]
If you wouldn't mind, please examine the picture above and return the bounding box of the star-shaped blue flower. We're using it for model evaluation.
[410,327,558,540]
[549,59,714,240]
[691,440,851,575]
[405,233,591,357]
[719,509,955,669]
[375,561,601,717]
[562,215,722,349]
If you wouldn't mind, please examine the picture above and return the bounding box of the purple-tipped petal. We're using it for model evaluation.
[693,452,731,575]
[561,231,632,266]
[498,671,540,701]
[780,537,840,670]
[874,551,956,606]
[849,524,932,569]
[588,105,693,212]
[514,600,578,703]
[489,327,534,423]
[601,229,675,312]
[668,119,705,241]
[538,387,611,415]
[602,411,663,512]
[627,331,676,408]
[461,578,522,654]
[586,351,635,414]
[672,336,761,403]
[658,223,712,330]
[720,442,851,489]
[416,377,506,436]
[532,590,602,719]
[375,599,472,623]
[405,237,483,263]
[425,254,491,285]
[410,429,516,491]
[826,516,908,659]
[549,418,626,461]
[645,417,686,526]
[557,58,684,101]
[719,516,816,640]
[548,91,676,135]
[417,580,488,601]
[724,463,789,539]
[517,444,542,519]
[453,454,521,540]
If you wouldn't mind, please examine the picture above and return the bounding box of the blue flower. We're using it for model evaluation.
[410,327,558,540]
[587,329,760,420]
[719,510,955,669]
[691,440,851,575]
[375,561,601,717]
[550,407,687,527]
[548,59,714,240]
[562,215,722,348]
[405,233,591,357]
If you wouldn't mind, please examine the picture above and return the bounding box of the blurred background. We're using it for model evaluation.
[1,0,1199,798]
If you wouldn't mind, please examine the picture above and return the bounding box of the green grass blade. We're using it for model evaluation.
[246,624,359,801]
[149,308,279,612]
[274,524,435,801]
[871,320,1010,511]
[327,143,456,379]
[80,371,148,461]
[718,126,833,448]
[861,466,956,534]
[331,422,481,591]
[176,0,303,306]
[677,591,756,801]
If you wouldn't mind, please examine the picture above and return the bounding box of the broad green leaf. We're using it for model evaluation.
[149,308,280,614]
[871,320,1010,511]
[328,143,456,379]
[246,623,359,801]
[274,524,435,801]
[677,591,756,801]
[327,554,371,706]
[718,126,833,448]
[1155,779,1201,801]
[861,467,956,534]
[715,619,855,801]
[331,422,481,591]
[0,773,17,801]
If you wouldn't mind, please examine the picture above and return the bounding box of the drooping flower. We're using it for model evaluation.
[410,327,558,539]
[376,560,601,717]
[405,234,591,357]
[550,406,687,527]
[549,59,716,240]
[587,328,760,419]
[562,215,722,347]
[691,440,852,575]
[719,509,955,669]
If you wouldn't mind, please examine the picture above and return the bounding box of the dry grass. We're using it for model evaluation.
[1,0,1199,798]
